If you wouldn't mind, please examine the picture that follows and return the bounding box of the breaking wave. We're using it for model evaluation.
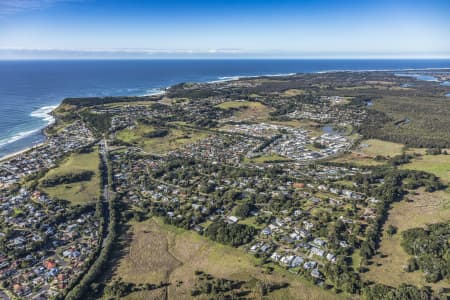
[0,128,40,148]
[0,105,57,149]
[209,73,297,83]
[142,88,165,96]
[30,105,58,125]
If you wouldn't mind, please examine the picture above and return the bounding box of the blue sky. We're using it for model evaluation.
[0,0,449,58]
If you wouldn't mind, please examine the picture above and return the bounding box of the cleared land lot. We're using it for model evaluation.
[115,123,156,143]
[40,148,100,205]
[400,154,450,183]
[363,151,450,291]
[330,152,384,166]
[216,101,273,122]
[244,154,292,164]
[363,187,450,291]
[216,100,265,110]
[357,139,404,157]
[116,124,208,154]
[109,218,347,300]
[331,139,404,166]
[281,89,306,97]
[103,101,155,108]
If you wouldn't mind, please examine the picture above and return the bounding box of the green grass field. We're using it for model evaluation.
[103,101,155,108]
[400,154,450,183]
[216,101,273,122]
[142,128,208,154]
[330,152,385,166]
[237,216,265,230]
[281,89,306,97]
[115,124,155,143]
[115,124,209,154]
[362,152,450,291]
[106,218,344,300]
[244,154,291,164]
[40,148,100,205]
[331,138,405,166]
[358,139,404,157]
[216,100,263,109]
[364,187,450,290]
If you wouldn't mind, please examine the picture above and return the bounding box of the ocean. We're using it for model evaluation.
[1,59,450,159]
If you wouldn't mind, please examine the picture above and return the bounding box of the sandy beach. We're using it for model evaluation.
[0,142,44,162]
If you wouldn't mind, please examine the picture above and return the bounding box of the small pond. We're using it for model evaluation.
[322,125,340,135]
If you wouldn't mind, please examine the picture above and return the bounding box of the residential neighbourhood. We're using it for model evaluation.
[0,71,448,299]
[0,121,100,299]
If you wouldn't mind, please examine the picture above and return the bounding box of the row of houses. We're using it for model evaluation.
[0,120,95,188]
[0,188,100,299]
[0,119,102,299]
[286,99,367,127]
[170,133,261,166]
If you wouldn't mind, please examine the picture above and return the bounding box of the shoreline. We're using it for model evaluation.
[1,66,449,162]
[0,141,45,162]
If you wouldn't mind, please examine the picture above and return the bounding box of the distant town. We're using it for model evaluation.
[1,71,449,300]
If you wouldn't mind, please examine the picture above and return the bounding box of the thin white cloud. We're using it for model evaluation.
[0,47,245,59]
[1,47,449,59]
[0,47,243,54]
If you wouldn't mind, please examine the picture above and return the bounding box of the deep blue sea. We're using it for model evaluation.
[1,59,450,159]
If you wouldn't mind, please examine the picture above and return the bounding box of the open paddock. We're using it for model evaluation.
[39,148,100,204]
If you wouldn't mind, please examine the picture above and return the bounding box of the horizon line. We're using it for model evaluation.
[2,57,450,61]
[1,48,450,60]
